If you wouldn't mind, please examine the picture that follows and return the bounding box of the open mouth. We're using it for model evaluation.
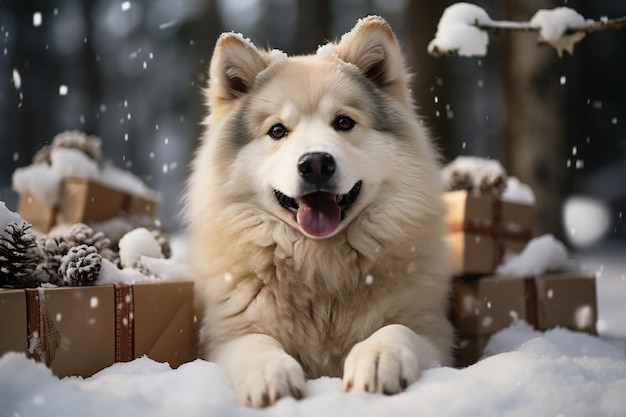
[274,180,363,237]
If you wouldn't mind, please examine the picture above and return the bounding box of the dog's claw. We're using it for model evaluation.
[291,387,304,400]
[344,379,353,392]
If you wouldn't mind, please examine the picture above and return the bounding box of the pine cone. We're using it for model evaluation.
[35,226,115,285]
[447,171,473,193]
[33,130,103,165]
[35,235,72,286]
[442,157,507,198]
[59,244,102,286]
[65,223,118,264]
[477,174,507,198]
[0,221,43,287]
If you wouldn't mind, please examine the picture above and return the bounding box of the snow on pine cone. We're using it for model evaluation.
[64,223,119,265]
[59,244,102,286]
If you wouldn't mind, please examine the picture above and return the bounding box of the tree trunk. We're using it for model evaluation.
[403,1,455,161]
[503,0,569,241]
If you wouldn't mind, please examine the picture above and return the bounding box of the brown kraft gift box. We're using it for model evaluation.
[0,280,196,377]
[17,177,158,233]
[444,190,535,274]
[451,272,597,367]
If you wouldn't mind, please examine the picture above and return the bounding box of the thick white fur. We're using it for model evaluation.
[185,16,453,407]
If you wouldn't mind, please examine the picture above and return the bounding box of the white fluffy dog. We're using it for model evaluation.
[185,16,453,407]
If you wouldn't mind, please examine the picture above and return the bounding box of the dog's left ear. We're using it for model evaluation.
[336,16,409,104]
[208,33,271,107]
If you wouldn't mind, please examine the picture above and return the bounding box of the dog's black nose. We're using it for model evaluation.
[298,152,336,184]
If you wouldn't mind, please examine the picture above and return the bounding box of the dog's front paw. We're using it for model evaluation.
[213,334,308,407]
[343,324,429,395]
[235,352,306,407]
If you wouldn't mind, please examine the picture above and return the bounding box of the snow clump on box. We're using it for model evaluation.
[496,234,577,276]
[502,177,535,205]
[442,156,535,204]
[12,131,158,207]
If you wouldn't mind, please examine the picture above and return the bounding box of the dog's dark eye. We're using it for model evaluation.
[268,123,288,140]
[333,115,355,132]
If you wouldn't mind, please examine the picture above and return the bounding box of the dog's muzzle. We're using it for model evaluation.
[273,152,362,237]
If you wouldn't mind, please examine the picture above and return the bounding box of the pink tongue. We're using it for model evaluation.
[296,192,341,237]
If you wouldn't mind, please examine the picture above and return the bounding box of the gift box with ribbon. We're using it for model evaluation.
[450,272,597,367]
[0,280,196,377]
[18,178,157,234]
[444,190,535,274]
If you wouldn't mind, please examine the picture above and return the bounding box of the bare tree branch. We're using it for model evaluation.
[567,15,626,34]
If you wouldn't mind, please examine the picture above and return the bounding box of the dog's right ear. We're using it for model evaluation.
[335,16,409,105]
[208,33,269,104]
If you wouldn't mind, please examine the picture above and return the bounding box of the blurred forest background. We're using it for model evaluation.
[1,0,625,249]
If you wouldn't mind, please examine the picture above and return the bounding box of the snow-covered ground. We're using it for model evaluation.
[1,240,625,417]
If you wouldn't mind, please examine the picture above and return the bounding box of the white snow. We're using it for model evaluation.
[1,235,625,416]
[118,227,163,269]
[428,3,492,57]
[429,5,593,58]
[99,164,159,200]
[528,7,587,56]
[105,227,190,283]
[50,148,99,179]
[1,319,625,416]
[316,42,336,56]
[33,11,42,27]
[563,195,611,248]
[269,49,288,62]
[229,32,255,49]
[138,256,191,281]
[95,258,152,285]
[501,176,535,205]
[12,68,21,90]
[0,201,23,232]
[12,163,63,206]
[496,234,576,276]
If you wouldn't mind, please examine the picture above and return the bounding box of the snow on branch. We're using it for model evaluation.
[428,2,626,58]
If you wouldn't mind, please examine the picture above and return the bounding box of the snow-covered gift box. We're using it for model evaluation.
[450,272,597,367]
[0,280,196,378]
[12,131,158,233]
[444,190,535,274]
[17,178,158,233]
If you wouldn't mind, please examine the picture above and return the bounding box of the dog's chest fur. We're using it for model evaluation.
[212,229,414,378]
[252,262,382,377]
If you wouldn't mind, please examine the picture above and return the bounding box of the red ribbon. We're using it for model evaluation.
[114,283,134,362]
